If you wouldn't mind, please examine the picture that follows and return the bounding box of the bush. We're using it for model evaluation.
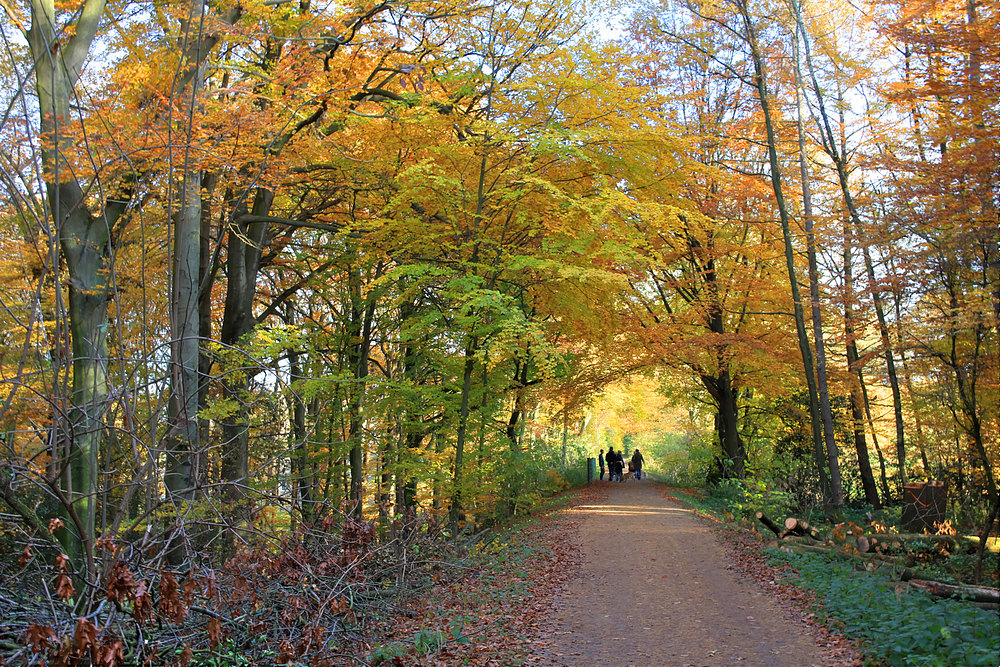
[706,478,798,523]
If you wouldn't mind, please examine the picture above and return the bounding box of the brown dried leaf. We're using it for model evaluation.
[206,617,223,649]
[158,572,187,623]
[55,573,76,602]
[133,580,153,623]
[54,553,70,572]
[72,616,98,655]
[94,638,124,667]
[106,561,137,603]
[22,622,56,653]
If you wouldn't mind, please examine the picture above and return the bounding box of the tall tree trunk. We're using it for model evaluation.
[713,371,745,478]
[964,0,999,580]
[219,188,273,501]
[736,0,830,502]
[794,38,842,504]
[561,413,568,468]
[285,305,311,524]
[198,173,218,456]
[790,0,906,496]
[705,232,746,478]
[843,218,881,508]
[890,265,931,474]
[346,258,376,518]
[859,236,907,494]
[164,0,210,506]
[27,0,115,581]
[859,366,893,502]
[449,337,477,532]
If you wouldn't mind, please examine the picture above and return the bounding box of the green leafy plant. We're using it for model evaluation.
[769,551,999,666]
[412,627,446,655]
[369,641,407,664]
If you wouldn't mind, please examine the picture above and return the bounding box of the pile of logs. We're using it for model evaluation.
[755,510,1000,611]
[756,513,821,540]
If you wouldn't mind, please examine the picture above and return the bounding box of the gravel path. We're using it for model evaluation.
[531,481,846,666]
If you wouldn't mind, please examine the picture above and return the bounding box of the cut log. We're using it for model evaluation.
[779,518,806,540]
[781,534,828,546]
[755,511,782,537]
[908,579,1000,604]
[772,542,907,568]
[860,534,979,552]
[779,517,822,540]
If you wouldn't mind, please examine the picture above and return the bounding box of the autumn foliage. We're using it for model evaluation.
[0,0,996,662]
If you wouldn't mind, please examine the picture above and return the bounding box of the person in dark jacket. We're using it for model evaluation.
[607,447,621,482]
[631,448,645,480]
[598,450,606,481]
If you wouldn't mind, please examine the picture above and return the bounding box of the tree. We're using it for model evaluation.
[13,0,127,581]
[875,0,998,577]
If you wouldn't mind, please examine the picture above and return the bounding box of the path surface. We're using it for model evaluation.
[532,481,843,666]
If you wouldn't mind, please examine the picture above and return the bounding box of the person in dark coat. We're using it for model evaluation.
[598,450,606,481]
[606,447,621,482]
[631,448,645,480]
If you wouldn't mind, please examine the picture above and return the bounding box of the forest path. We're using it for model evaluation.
[528,481,850,667]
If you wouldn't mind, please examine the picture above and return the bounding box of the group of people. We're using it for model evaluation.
[599,445,645,482]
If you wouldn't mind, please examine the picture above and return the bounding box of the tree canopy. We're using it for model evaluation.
[0,0,996,662]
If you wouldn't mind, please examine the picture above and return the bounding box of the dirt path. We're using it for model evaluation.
[530,481,851,666]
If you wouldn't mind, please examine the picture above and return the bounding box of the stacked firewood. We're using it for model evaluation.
[754,511,1000,611]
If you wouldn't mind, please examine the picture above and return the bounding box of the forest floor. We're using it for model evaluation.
[523,481,862,666]
[365,481,864,666]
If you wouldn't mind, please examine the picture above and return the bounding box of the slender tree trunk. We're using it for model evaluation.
[432,433,444,511]
[891,278,931,474]
[794,39,842,504]
[346,258,376,518]
[561,413,568,467]
[219,188,273,500]
[790,0,906,496]
[859,235,907,493]
[843,219,881,508]
[164,1,209,505]
[704,232,746,478]
[715,371,745,477]
[286,318,310,523]
[736,0,830,501]
[859,369,893,501]
[964,0,999,579]
[449,338,477,532]
[198,173,217,457]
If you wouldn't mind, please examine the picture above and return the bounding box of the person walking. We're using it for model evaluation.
[598,450,606,481]
[606,447,620,482]
[631,448,645,480]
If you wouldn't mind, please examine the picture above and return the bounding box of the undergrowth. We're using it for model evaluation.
[769,551,999,666]
[363,490,577,665]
